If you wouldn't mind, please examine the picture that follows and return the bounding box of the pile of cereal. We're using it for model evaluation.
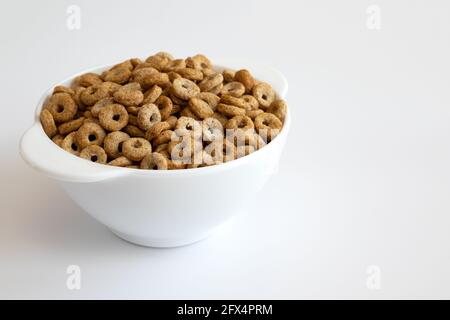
[39,52,287,170]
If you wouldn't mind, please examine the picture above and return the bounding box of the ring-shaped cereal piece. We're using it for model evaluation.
[155,95,173,120]
[145,121,170,141]
[246,109,264,120]
[172,78,200,100]
[46,93,78,123]
[202,117,224,142]
[234,69,255,93]
[76,122,106,149]
[188,97,214,119]
[221,81,245,97]
[40,109,57,138]
[175,116,202,138]
[75,72,103,87]
[91,97,115,118]
[108,156,133,167]
[217,103,246,117]
[152,129,173,147]
[198,73,223,92]
[196,92,220,111]
[102,65,131,84]
[254,112,283,141]
[177,68,204,81]
[98,103,129,131]
[252,82,275,109]
[208,83,223,95]
[241,95,259,110]
[123,125,145,138]
[103,131,130,159]
[122,137,152,161]
[80,84,110,106]
[163,59,186,72]
[185,54,212,71]
[52,134,64,147]
[267,99,287,122]
[145,55,170,71]
[53,85,75,96]
[80,145,107,164]
[225,115,254,131]
[143,85,163,104]
[166,115,178,129]
[137,103,161,131]
[140,152,168,170]
[58,116,85,135]
[222,69,235,83]
[211,112,228,127]
[220,94,247,109]
[61,132,81,156]
[113,83,144,106]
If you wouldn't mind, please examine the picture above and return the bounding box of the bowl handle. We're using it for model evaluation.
[20,123,128,183]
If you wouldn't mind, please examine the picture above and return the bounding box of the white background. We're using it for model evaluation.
[1,0,449,299]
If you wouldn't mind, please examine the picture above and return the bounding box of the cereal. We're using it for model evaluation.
[104,131,130,159]
[140,152,168,170]
[76,122,106,149]
[234,69,255,93]
[40,109,57,138]
[80,145,107,164]
[145,121,170,142]
[61,132,81,155]
[252,82,275,109]
[39,52,287,170]
[188,97,214,119]
[122,137,152,161]
[98,103,129,131]
[267,99,287,121]
[221,81,245,97]
[58,117,85,135]
[217,103,246,117]
[137,104,161,130]
[46,93,78,123]
[172,78,200,100]
[254,112,282,140]
[198,73,223,92]
[113,83,144,106]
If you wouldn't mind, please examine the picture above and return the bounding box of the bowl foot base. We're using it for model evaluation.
[109,229,210,248]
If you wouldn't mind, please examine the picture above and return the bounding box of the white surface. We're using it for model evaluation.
[1,0,449,299]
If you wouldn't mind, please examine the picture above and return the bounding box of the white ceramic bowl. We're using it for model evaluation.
[20,59,290,247]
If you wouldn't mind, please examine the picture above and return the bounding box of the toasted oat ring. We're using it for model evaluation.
[241,95,259,110]
[196,92,220,111]
[173,78,200,100]
[246,109,264,120]
[177,68,203,81]
[58,117,85,135]
[217,103,246,117]
[185,54,212,70]
[198,73,223,92]
[166,115,178,129]
[188,97,214,119]
[122,125,145,138]
[221,81,245,97]
[128,114,138,126]
[222,69,235,83]
[142,72,170,88]
[91,97,115,118]
[202,117,223,142]
[167,71,182,82]
[140,152,168,170]
[234,69,255,93]
[211,112,228,127]
[113,83,144,106]
[145,121,170,141]
[102,65,131,84]
[80,145,107,164]
[53,85,75,96]
[155,95,173,120]
[61,132,81,156]
[225,115,254,131]
[267,99,287,121]
[220,94,247,109]
[108,156,133,167]
[46,93,78,123]
[143,85,163,104]
[180,106,200,120]
[163,59,186,72]
[175,116,202,138]
[40,109,57,138]
[80,84,110,106]
[99,103,129,131]
[205,139,236,162]
[75,72,103,87]
[52,134,64,147]
[122,137,152,161]
[104,131,130,159]
[252,82,275,109]
[132,67,159,87]
[254,112,283,140]
[145,55,170,71]
[152,129,173,147]
[126,106,140,115]
[137,103,161,131]
[76,122,106,149]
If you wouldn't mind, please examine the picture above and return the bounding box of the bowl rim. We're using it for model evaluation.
[24,59,290,178]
